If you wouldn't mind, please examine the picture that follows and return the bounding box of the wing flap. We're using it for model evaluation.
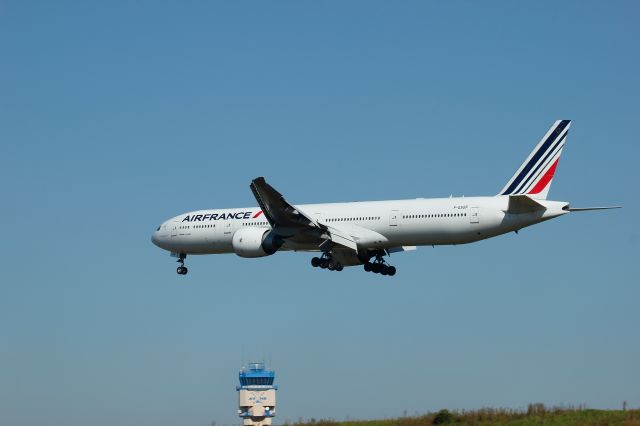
[324,225,358,252]
[388,246,417,253]
[320,223,392,253]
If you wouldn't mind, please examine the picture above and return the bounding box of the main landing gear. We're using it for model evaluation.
[176,253,188,275]
[310,253,344,272]
[363,252,396,276]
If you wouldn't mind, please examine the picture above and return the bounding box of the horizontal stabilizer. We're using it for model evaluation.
[507,195,547,213]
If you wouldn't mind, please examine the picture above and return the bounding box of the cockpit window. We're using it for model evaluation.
[156,226,161,231]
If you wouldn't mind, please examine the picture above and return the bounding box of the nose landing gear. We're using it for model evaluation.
[311,253,344,272]
[176,253,188,275]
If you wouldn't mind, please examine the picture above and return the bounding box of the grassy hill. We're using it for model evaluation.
[284,405,640,426]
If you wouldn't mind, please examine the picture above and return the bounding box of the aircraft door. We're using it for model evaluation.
[223,221,233,237]
[205,221,231,246]
[205,222,219,244]
[389,210,399,226]
[470,207,480,224]
[169,222,177,237]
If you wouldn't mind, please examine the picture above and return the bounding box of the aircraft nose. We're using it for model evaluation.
[151,230,160,247]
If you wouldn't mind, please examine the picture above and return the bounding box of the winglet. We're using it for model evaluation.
[250,177,277,225]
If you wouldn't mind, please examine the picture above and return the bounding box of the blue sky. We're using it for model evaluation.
[1,1,638,425]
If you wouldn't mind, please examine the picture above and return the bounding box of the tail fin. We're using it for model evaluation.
[499,120,571,200]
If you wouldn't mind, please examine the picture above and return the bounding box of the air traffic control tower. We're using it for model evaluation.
[237,363,277,426]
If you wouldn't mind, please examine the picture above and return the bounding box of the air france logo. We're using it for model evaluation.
[182,211,262,222]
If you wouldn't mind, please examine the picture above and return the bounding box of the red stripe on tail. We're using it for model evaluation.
[252,211,263,218]
[528,159,559,195]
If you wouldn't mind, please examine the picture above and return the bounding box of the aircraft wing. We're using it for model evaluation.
[250,177,319,229]
[249,177,362,253]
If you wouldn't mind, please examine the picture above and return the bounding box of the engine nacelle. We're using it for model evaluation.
[232,227,283,258]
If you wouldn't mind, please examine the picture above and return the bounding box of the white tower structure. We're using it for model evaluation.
[237,362,277,426]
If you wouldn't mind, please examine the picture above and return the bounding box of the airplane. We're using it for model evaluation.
[151,120,620,276]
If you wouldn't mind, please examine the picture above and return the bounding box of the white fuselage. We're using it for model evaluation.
[151,120,620,275]
[151,196,569,255]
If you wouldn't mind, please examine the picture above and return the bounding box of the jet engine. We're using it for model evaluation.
[232,227,283,258]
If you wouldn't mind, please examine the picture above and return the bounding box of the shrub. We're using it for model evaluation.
[527,403,547,416]
[432,409,455,424]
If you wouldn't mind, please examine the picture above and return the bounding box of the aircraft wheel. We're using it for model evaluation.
[380,265,389,275]
[327,261,336,271]
[335,263,344,272]
[311,257,321,268]
[177,266,188,275]
[364,262,372,272]
[387,266,397,276]
[320,260,328,269]
[371,263,382,274]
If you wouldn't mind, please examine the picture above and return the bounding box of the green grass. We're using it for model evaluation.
[284,405,640,426]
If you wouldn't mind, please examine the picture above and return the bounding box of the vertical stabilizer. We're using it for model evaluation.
[499,120,570,200]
